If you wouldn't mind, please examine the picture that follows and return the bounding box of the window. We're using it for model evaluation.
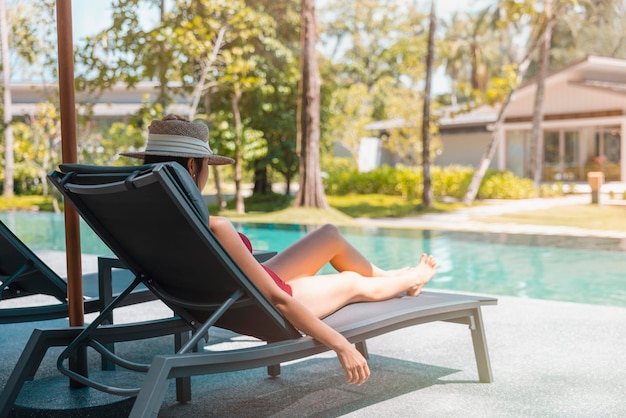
[543,130,581,181]
[594,126,621,181]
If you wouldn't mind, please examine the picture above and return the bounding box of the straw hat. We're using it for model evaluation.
[121,119,234,165]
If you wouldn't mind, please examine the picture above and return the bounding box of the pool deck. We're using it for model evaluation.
[3,195,626,417]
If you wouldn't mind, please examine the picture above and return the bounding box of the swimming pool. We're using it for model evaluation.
[2,211,625,308]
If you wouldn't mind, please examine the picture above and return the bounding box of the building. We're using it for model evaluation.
[439,55,626,182]
[10,81,191,122]
[365,56,626,183]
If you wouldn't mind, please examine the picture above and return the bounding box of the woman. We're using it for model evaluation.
[123,114,438,385]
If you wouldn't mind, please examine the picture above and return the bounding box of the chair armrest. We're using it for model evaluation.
[96,252,276,308]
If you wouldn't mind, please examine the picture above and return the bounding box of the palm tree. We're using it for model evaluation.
[462,1,545,204]
[421,0,436,208]
[528,0,554,185]
[441,7,502,101]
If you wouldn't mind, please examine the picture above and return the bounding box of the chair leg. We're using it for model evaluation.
[469,307,493,383]
[267,363,281,377]
[98,257,116,371]
[129,356,176,418]
[355,341,369,359]
[0,328,82,418]
[174,331,192,402]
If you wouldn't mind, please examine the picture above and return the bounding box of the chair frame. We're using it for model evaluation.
[0,162,496,418]
[0,221,155,324]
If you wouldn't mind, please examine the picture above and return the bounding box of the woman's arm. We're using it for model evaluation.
[208,216,370,385]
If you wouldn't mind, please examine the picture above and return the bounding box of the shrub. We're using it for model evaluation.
[538,182,565,197]
[431,165,473,200]
[477,170,537,199]
[324,164,548,200]
[321,156,356,173]
[0,195,57,211]
[324,165,423,197]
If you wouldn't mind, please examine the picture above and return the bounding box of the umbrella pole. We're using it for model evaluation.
[56,0,88,387]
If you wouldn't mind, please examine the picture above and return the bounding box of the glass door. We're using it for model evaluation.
[543,131,560,181]
[563,131,581,180]
[594,127,621,181]
[542,130,582,181]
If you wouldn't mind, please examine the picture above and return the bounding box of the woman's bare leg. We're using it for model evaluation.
[265,224,394,281]
[291,254,438,318]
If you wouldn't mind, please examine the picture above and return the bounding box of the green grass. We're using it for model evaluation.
[221,206,358,226]
[216,193,466,225]
[0,195,58,212]
[326,194,466,218]
[476,203,626,232]
[3,193,626,233]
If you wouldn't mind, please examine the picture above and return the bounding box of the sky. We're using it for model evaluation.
[72,1,488,42]
[70,0,490,94]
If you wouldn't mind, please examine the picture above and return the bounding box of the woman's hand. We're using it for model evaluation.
[335,343,370,385]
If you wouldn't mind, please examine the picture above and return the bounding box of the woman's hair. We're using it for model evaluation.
[143,155,204,168]
[143,155,206,188]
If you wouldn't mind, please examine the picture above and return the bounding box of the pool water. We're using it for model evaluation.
[2,211,626,308]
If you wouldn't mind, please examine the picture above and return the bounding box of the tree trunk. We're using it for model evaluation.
[294,0,328,208]
[202,88,226,211]
[232,90,245,214]
[253,160,271,194]
[529,0,553,186]
[0,0,14,197]
[284,172,291,197]
[421,0,436,208]
[211,165,227,211]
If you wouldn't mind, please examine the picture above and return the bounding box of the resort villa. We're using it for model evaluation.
[365,55,626,184]
[10,80,192,125]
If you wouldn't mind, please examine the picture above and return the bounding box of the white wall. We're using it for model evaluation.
[436,132,496,168]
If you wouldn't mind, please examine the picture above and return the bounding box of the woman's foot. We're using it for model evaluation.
[406,253,438,297]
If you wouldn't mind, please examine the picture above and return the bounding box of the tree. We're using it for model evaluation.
[75,0,173,106]
[202,2,279,213]
[319,0,428,165]
[1,0,56,197]
[440,8,507,107]
[0,0,13,197]
[460,0,605,202]
[15,103,61,195]
[244,0,300,197]
[528,0,554,186]
[294,0,328,208]
[421,0,436,208]
[246,76,299,196]
[77,0,289,213]
[547,0,626,67]
[462,0,547,204]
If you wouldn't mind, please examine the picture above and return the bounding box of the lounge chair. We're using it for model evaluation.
[2,162,496,417]
[0,220,155,324]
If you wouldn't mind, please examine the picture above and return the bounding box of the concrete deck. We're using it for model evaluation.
[2,197,626,417]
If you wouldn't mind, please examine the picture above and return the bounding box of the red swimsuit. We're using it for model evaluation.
[238,233,293,296]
